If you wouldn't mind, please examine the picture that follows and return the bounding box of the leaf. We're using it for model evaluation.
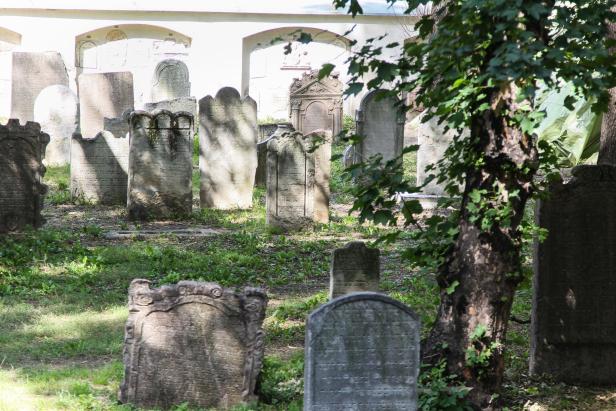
[446,280,459,295]
[296,32,313,44]
[318,63,335,80]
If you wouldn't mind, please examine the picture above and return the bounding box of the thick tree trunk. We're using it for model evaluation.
[423,86,538,409]
[598,8,616,165]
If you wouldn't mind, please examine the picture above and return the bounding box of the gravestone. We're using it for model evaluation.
[127,109,194,220]
[199,87,257,209]
[307,129,332,224]
[151,59,190,103]
[531,165,616,384]
[78,72,134,139]
[355,89,405,164]
[0,119,49,233]
[266,130,315,230]
[144,96,197,120]
[258,123,280,142]
[119,279,267,410]
[304,293,420,410]
[11,52,69,122]
[33,85,78,166]
[289,70,342,137]
[256,124,291,188]
[416,115,454,197]
[330,242,380,300]
[71,120,129,205]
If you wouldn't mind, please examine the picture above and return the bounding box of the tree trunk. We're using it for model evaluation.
[423,86,538,409]
[598,7,616,165]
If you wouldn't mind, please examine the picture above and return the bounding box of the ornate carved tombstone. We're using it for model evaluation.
[531,165,616,384]
[289,70,342,137]
[119,279,267,410]
[151,59,190,103]
[329,242,380,300]
[144,96,197,120]
[77,72,134,139]
[354,89,405,165]
[0,120,49,233]
[304,293,420,410]
[199,87,258,209]
[127,109,193,220]
[33,85,78,166]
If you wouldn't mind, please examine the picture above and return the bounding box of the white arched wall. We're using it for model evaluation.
[0,27,21,120]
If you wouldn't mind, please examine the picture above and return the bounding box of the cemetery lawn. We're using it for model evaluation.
[1,159,616,410]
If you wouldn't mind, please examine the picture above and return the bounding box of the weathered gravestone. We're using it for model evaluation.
[199,87,257,209]
[416,114,454,198]
[258,123,280,142]
[330,242,380,300]
[304,292,420,411]
[144,96,197,120]
[78,72,134,139]
[119,279,267,410]
[70,118,129,205]
[127,109,193,220]
[0,119,49,233]
[354,89,405,165]
[11,52,69,122]
[310,129,332,224]
[33,85,78,166]
[255,124,295,188]
[151,59,190,103]
[289,70,342,137]
[531,165,616,384]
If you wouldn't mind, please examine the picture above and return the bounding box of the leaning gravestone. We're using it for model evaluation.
[330,242,380,300]
[119,279,267,410]
[151,59,190,103]
[144,96,197,120]
[0,119,49,233]
[11,52,69,122]
[33,85,78,166]
[304,293,420,410]
[199,87,257,209]
[354,89,405,164]
[78,72,134,139]
[531,165,616,384]
[127,109,193,220]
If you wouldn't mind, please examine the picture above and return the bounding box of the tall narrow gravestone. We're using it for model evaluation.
[531,165,616,384]
[199,87,257,209]
[304,293,420,411]
[255,124,295,188]
[310,129,332,224]
[119,279,267,410]
[0,120,49,233]
[330,242,380,300]
[127,109,193,220]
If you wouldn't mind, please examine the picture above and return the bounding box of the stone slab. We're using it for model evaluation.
[329,242,380,300]
[255,124,294,188]
[151,59,190,103]
[144,96,197,120]
[104,227,225,239]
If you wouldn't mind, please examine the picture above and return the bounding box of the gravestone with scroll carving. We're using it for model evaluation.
[119,279,267,410]
[0,119,49,233]
[531,165,616,384]
[289,70,342,137]
[127,109,193,220]
[151,59,190,103]
[304,293,420,410]
[199,87,257,209]
[330,242,380,300]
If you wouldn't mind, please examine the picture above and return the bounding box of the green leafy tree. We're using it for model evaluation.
[328,0,616,407]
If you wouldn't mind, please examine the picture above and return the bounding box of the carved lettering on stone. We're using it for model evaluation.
[330,242,380,300]
[255,124,294,188]
[304,293,420,410]
[144,97,197,120]
[119,279,267,410]
[151,59,190,103]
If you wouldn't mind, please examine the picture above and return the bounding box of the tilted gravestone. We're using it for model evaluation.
[33,85,78,166]
[255,124,295,188]
[127,109,193,220]
[144,96,197,120]
[304,293,420,410]
[289,70,342,137]
[0,119,49,233]
[354,89,405,165]
[531,165,616,384]
[199,87,257,209]
[329,242,380,300]
[78,72,134,139]
[11,52,69,123]
[151,59,190,103]
[119,279,267,410]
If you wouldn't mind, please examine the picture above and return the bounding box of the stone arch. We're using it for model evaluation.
[0,27,21,51]
[0,27,21,120]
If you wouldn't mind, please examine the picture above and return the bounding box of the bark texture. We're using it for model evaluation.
[598,7,616,165]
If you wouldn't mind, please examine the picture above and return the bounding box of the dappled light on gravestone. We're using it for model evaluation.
[119,279,267,410]
[255,123,294,188]
[144,96,197,121]
[309,129,332,224]
[329,242,380,300]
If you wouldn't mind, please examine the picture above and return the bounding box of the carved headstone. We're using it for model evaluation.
[289,70,342,137]
[78,72,134,139]
[416,115,454,197]
[355,89,405,164]
[266,130,315,230]
[199,87,257,209]
[0,119,49,233]
[258,123,280,142]
[330,242,380,300]
[119,279,267,410]
[33,85,78,166]
[304,293,420,410]
[255,124,289,188]
[308,129,332,224]
[127,109,194,220]
[144,97,197,120]
[11,52,69,122]
[531,165,616,384]
[151,59,190,103]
